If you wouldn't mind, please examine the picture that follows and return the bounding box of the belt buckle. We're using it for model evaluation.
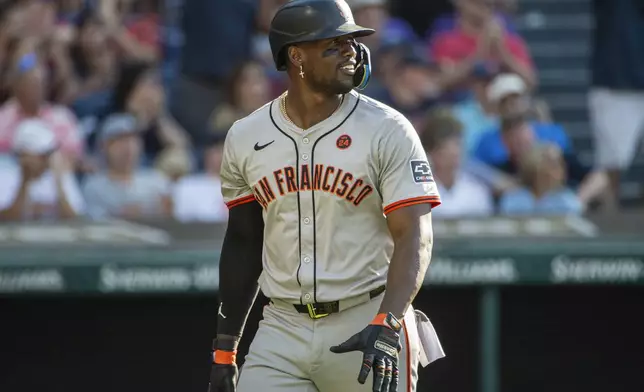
[306,303,329,319]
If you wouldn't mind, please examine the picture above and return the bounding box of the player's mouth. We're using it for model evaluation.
[338,60,356,76]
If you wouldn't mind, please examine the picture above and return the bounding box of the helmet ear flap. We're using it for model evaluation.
[353,42,372,90]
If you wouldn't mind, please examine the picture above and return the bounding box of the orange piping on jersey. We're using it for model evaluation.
[225,194,256,209]
[383,196,441,215]
[402,319,412,392]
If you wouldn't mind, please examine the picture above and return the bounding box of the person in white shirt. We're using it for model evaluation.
[421,107,494,218]
[0,119,85,221]
[82,113,173,220]
[172,134,228,222]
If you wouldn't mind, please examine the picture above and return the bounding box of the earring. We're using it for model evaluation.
[299,64,305,79]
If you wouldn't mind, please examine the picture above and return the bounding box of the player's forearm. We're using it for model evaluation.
[216,202,265,342]
[217,233,263,341]
[379,213,433,319]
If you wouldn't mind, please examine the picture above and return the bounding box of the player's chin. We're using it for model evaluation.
[332,76,355,94]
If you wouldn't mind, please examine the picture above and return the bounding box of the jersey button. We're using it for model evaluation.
[302,153,309,161]
[302,137,309,144]
[303,217,310,224]
[303,256,311,263]
[304,293,312,301]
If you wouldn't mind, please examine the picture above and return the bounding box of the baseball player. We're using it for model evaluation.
[209,1,443,391]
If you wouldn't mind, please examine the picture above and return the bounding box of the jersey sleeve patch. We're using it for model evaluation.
[410,160,433,183]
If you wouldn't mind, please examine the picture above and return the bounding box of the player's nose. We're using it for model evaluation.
[340,39,357,59]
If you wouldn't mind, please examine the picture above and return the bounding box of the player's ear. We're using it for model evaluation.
[288,46,304,68]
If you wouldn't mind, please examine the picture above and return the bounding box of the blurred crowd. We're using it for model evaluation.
[0,0,639,223]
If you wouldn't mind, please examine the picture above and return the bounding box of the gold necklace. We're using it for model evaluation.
[280,93,296,126]
[280,93,344,128]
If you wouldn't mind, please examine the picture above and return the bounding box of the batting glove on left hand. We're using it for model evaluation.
[330,312,403,392]
[208,339,239,392]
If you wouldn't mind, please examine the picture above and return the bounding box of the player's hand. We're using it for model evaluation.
[208,339,239,392]
[330,313,402,392]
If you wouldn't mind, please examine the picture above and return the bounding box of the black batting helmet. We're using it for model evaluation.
[269,0,375,71]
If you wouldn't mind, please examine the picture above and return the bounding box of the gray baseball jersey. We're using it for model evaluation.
[220,90,441,304]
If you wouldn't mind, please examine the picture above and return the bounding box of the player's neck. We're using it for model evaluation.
[285,86,343,130]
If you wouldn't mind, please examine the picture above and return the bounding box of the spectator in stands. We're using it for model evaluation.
[426,0,517,40]
[0,54,83,163]
[56,0,86,25]
[253,0,289,93]
[345,0,421,102]
[99,61,190,162]
[429,0,535,93]
[172,134,228,223]
[0,119,84,221]
[500,144,583,215]
[473,73,568,166]
[346,0,418,51]
[494,113,608,209]
[378,44,444,130]
[97,0,160,63]
[589,0,644,209]
[154,146,194,183]
[451,66,498,155]
[45,11,79,105]
[421,107,493,217]
[82,113,173,220]
[173,0,259,146]
[65,9,117,119]
[208,61,271,136]
[491,0,517,16]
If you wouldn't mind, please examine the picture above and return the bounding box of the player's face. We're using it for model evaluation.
[299,36,357,95]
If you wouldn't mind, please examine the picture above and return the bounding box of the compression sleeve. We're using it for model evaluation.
[216,200,264,339]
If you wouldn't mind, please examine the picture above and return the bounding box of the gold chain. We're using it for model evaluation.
[279,93,344,129]
[280,93,296,126]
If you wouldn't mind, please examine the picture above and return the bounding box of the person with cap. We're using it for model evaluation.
[209,1,444,392]
[376,43,445,129]
[81,113,173,220]
[0,119,85,221]
[473,73,570,167]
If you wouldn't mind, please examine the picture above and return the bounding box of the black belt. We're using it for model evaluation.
[292,286,386,319]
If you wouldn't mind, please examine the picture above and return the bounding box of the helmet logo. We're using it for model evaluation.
[335,0,354,23]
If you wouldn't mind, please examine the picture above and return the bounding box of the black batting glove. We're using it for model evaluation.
[330,312,403,392]
[208,339,239,392]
